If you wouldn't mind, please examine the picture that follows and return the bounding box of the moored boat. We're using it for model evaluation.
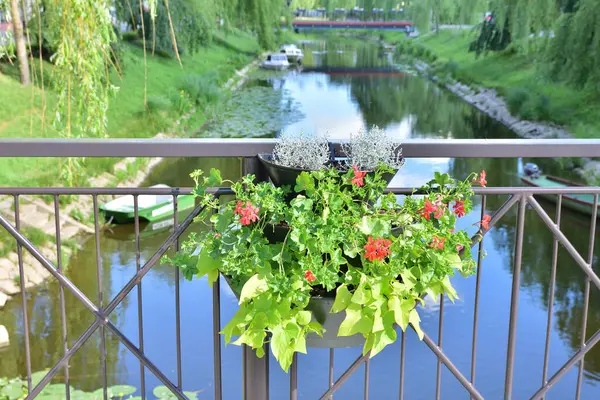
[278,44,304,64]
[260,53,290,70]
[99,185,195,224]
[521,173,599,218]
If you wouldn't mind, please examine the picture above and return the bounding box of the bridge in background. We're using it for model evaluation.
[292,20,414,32]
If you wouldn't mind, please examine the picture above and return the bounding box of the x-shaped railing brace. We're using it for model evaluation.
[319,193,600,400]
[0,200,208,400]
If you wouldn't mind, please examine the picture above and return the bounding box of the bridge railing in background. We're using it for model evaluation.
[0,138,599,400]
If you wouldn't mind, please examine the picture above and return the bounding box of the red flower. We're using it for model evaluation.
[456,244,464,252]
[453,200,466,218]
[364,236,392,262]
[351,165,367,187]
[480,214,491,230]
[421,199,437,220]
[304,270,316,283]
[434,203,447,219]
[429,236,446,250]
[235,201,260,226]
[214,233,221,239]
[475,170,487,187]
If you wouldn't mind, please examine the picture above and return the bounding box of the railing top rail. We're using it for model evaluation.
[1,138,600,158]
[1,186,600,195]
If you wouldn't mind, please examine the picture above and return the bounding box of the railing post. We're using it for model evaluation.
[242,156,270,400]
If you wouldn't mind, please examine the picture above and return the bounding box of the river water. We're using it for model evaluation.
[1,39,599,399]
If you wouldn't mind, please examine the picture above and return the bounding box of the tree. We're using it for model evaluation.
[9,0,30,85]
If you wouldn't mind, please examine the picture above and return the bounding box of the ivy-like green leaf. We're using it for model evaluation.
[211,209,234,233]
[338,304,373,336]
[207,168,223,187]
[441,276,459,302]
[351,279,371,304]
[369,311,397,357]
[330,284,352,313]
[196,248,221,287]
[294,172,315,195]
[296,310,312,325]
[409,309,424,340]
[239,274,268,304]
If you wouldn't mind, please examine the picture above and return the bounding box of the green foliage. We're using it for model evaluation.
[168,164,483,371]
[469,17,511,56]
[178,74,220,107]
[506,87,551,121]
[506,87,530,115]
[146,95,172,114]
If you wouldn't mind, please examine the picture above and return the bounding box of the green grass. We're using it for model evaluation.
[0,29,264,187]
[415,30,600,139]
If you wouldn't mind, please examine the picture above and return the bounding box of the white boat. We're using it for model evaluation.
[261,53,291,70]
[278,44,304,64]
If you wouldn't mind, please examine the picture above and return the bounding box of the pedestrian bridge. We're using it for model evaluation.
[292,20,414,32]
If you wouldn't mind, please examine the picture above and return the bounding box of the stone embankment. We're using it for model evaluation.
[412,60,600,182]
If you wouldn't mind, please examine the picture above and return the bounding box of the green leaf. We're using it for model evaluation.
[293,335,307,354]
[108,385,136,397]
[372,308,384,333]
[2,381,25,399]
[294,172,315,195]
[330,284,352,313]
[388,296,415,331]
[441,276,459,302]
[207,168,223,187]
[446,253,463,270]
[358,216,391,238]
[296,310,312,325]
[370,311,397,357]
[239,274,268,304]
[409,309,424,340]
[338,304,373,336]
[351,278,371,304]
[211,209,234,233]
[196,248,221,288]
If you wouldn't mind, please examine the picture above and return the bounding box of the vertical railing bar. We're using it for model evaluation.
[470,195,486,396]
[436,294,444,400]
[398,330,405,400]
[14,195,32,392]
[575,194,597,399]
[54,195,70,400]
[364,358,370,400]
[134,196,146,400]
[212,204,222,400]
[541,195,562,391]
[93,195,108,400]
[173,194,183,390]
[290,353,298,400]
[329,348,334,400]
[504,196,526,400]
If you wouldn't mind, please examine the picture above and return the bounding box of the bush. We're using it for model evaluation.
[146,95,171,114]
[178,73,220,107]
[122,31,139,42]
[444,61,460,77]
[507,88,530,116]
[168,89,193,114]
[533,94,551,120]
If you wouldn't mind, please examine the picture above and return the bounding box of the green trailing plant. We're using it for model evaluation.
[166,164,490,371]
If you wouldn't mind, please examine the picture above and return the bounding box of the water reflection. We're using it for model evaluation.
[1,39,600,399]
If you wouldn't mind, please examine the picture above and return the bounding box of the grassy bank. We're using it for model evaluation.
[413,30,599,139]
[0,29,263,187]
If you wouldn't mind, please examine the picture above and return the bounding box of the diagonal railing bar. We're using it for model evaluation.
[103,195,218,316]
[420,331,485,400]
[530,328,600,400]
[0,212,190,399]
[319,352,370,400]
[526,195,600,290]
[467,195,519,249]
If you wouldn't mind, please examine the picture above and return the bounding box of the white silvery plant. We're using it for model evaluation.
[273,132,331,170]
[342,126,404,171]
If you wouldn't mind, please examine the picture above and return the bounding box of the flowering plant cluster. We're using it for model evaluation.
[168,164,488,371]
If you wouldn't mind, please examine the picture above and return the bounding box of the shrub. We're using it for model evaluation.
[146,95,171,114]
[168,89,193,115]
[121,31,139,42]
[506,87,530,116]
[178,73,220,107]
[533,94,551,121]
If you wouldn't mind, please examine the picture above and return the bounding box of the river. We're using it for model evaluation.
[1,38,599,399]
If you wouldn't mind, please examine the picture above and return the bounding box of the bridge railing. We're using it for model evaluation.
[0,138,599,400]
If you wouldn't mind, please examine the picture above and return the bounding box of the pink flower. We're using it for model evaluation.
[421,199,437,220]
[429,236,446,250]
[475,170,487,187]
[235,201,260,226]
[456,244,464,252]
[480,214,491,230]
[351,165,367,187]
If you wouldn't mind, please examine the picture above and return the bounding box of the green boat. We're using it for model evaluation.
[100,185,196,224]
[521,174,599,218]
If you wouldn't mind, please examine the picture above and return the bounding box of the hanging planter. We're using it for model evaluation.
[168,130,489,372]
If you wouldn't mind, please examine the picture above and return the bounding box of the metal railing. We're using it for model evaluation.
[0,138,599,400]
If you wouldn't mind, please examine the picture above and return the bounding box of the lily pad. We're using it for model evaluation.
[31,370,50,387]
[152,386,198,399]
[1,381,26,399]
[107,385,136,398]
